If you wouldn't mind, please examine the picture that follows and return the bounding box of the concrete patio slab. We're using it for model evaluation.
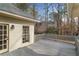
[0,39,76,56]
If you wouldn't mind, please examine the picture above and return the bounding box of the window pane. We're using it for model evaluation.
[3,45,7,49]
[27,36,29,39]
[24,35,26,38]
[26,40,29,42]
[23,38,25,41]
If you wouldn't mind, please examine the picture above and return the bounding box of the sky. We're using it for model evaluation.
[35,3,64,21]
[35,3,46,21]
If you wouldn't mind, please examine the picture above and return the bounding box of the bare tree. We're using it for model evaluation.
[14,3,38,19]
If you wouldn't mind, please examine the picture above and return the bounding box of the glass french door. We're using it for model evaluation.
[0,24,8,53]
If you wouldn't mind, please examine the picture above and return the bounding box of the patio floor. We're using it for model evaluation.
[0,39,76,56]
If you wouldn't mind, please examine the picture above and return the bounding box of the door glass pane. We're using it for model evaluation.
[4,40,7,44]
[4,26,7,30]
[0,24,8,50]
[0,26,2,30]
[0,46,2,50]
[0,36,2,40]
[4,35,7,39]
[0,41,2,45]
[0,31,2,35]
[4,31,7,34]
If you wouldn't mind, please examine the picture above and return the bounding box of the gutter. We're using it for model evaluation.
[0,10,40,23]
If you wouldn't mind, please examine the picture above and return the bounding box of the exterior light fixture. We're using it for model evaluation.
[11,25,15,29]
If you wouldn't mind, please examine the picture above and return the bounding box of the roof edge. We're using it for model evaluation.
[0,10,40,23]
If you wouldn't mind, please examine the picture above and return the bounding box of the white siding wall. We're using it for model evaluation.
[9,24,34,52]
[0,16,35,52]
[9,24,22,52]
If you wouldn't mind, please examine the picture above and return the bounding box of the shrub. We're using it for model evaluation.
[46,27,58,34]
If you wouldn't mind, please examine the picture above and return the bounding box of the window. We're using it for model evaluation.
[22,26,29,43]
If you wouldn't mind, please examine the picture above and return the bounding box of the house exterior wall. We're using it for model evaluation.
[67,4,79,35]
[35,22,48,34]
[71,4,79,18]
[68,3,79,18]
[0,15,35,52]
